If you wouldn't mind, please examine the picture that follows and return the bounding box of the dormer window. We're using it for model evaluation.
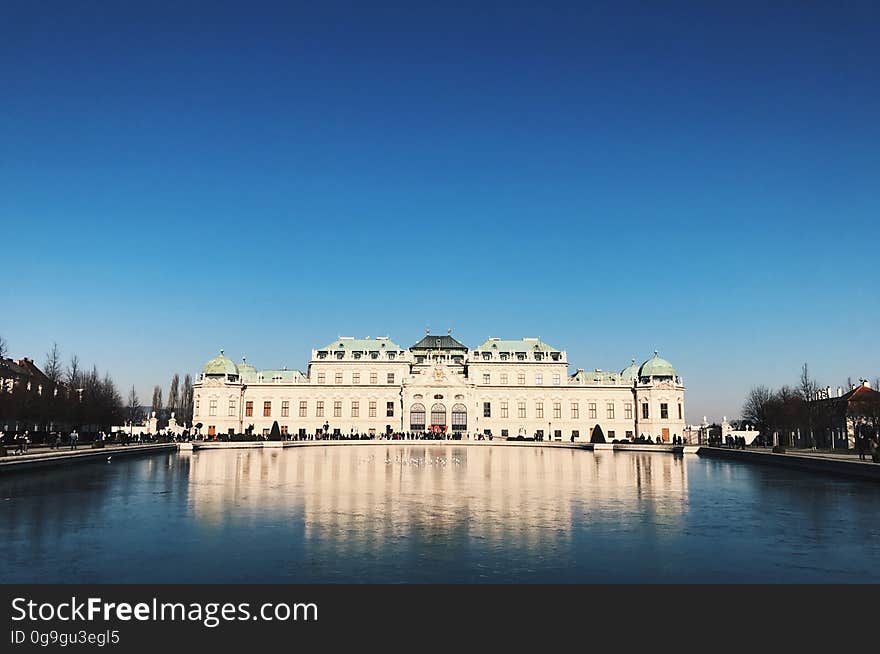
[535,353,543,361]
[482,352,491,360]
[516,352,526,360]
[500,353,509,361]
[317,352,327,359]
[353,352,361,359]
[370,352,378,359]
[388,352,396,360]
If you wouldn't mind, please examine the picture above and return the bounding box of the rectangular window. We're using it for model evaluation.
[299,401,307,417]
[352,401,359,417]
[553,374,561,385]
[501,429,509,438]
[281,425,288,436]
[353,373,360,384]
[335,372,343,384]
[625,403,633,420]
[535,374,543,385]
[518,373,526,385]
[281,400,289,417]
[370,372,377,384]
[642,403,649,419]
[387,373,395,384]
[245,401,253,417]
[228,399,236,416]
[483,374,490,384]
[501,401,509,418]
[536,402,544,419]
[333,401,342,418]
[661,403,668,419]
[626,431,633,439]
[606,403,615,419]
[262,428,270,436]
[553,402,561,419]
[263,401,271,417]
[209,399,217,416]
[369,401,376,417]
[316,401,324,417]
[678,403,682,420]
[386,401,394,417]
[571,403,579,419]
[317,373,325,384]
[195,399,199,416]
[483,402,491,418]
[572,430,579,439]
[518,402,526,418]
[608,430,615,439]
[500,373,508,385]
[589,403,597,419]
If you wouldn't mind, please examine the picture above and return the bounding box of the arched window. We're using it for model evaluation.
[410,403,426,431]
[451,404,467,431]
[430,403,446,428]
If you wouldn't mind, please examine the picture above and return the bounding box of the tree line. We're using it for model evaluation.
[741,364,880,448]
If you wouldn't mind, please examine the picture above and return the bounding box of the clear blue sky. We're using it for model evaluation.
[2,1,878,422]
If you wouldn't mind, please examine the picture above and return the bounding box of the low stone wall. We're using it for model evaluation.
[697,447,880,482]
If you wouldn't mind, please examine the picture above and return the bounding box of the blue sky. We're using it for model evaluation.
[2,1,878,421]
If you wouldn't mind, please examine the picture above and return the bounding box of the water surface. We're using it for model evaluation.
[2,446,879,582]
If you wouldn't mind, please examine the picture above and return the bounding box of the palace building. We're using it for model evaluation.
[192,332,686,441]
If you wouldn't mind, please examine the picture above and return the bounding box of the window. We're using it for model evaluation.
[370,372,377,384]
[209,399,217,416]
[553,402,561,419]
[608,430,615,439]
[387,373,395,384]
[483,374,490,384]
[625,403,633,420]
[553,374,561,385]
[431,403,445,425]
[451,404,467,431]
[535,374,543,385]
[280,425,288,436]
[245,401,253,417]
[661,403,668,419]
[317,373,325,384]
[572,430,579,439]
[386,401,394,417]
[263,428,270,436]
[299,401,307,417]
[536,402,544,419]
[351,401,359,417]
[410,404,426,430]
[518,373,526,385]
[607,403,615,419]
[195,399,199,416]
[333,401,342,417]
[369,401,376,417]
[316,401,324,417]
[483,402,491,418]
[571,403,579,419]
[263,401,271,417]
[353,373,360,384]
[228,399,236,416]
[500,373,508,385]
[678,403,682,420]
[589,403,597,419]
[335,372,343,384]
[281,401,289,417]
[501,401,509,418]
[518,401,526,418]
[501,429,509,438]
[642,403,649,419]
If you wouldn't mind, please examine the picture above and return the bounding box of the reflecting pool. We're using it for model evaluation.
[2,446,880,582]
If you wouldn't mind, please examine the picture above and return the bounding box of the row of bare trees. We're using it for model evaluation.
[146,373,194,429]
[0,338,124,436]
[742,364,880,448]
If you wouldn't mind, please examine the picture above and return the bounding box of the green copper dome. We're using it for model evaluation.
[620,359,639,382]
[202,349,239,376]
[638,351,677,378]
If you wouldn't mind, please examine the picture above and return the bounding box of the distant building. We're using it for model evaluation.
[192,332,687,441]
[0,356,66,433]
[810,381,880,449]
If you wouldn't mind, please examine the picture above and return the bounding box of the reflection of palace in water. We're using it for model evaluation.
[184,447,690,549]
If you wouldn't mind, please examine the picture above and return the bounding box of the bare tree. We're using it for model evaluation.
[742,385,772,432]
[167,373,180,417]
[127,386,142,425]
[44,342,63,382]
[180,374,194,425]
[0,335,7,359]
[66,354,81,388]
[799,363,817,447]
[151,386,163,420]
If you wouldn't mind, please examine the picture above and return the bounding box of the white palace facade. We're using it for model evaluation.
[192,333,686,442]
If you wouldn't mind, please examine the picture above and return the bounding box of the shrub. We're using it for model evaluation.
[772,445,786,454]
